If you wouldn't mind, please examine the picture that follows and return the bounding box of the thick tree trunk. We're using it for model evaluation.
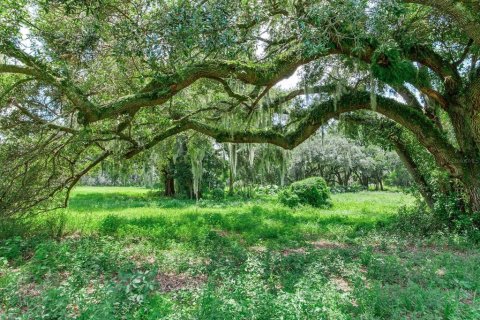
[355,171,369,190]
[335,172,344,186]
[164,175,175,197]
[462,171,480,213]
[162,159,176,197]
[392,139,435,209]
[467,186,480,213]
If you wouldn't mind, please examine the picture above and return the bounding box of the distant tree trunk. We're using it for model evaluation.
[162,158,175,197]
[164,175,175,197]
[354,171,369,189]
[335,172,343,186]
[344,170,352,187]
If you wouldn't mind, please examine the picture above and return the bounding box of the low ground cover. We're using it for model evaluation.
[0,187,478,319]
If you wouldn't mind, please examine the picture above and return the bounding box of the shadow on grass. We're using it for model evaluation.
[98,204,397,249]
[68,192,196,211]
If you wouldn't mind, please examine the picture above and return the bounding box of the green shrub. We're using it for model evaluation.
[278,189,301,207]
[278,177,331,208]
[390,195,480,242]
[43,211,67,239]
[211,188,225,200]
[100,215,122,234]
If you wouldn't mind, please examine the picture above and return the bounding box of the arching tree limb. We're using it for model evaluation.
[124,91,463,178]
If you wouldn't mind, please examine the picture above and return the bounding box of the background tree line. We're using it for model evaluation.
[81,125,412,198]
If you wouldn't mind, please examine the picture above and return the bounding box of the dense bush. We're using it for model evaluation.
[390,195,480,242]
[210,188,225,200]
[278,189,301,207]
[279,177,331,208]
[100,215,122,234]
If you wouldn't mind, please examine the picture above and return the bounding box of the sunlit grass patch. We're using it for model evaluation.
[1,187,479,319]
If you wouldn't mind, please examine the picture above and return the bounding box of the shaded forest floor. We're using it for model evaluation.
[1,187,479,319]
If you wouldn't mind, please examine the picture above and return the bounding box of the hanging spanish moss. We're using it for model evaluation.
[370,74,377,111]
[265,90,271,109]
[321,126,325,146]
[280,149,289,187]
[228,143,237,179]
[247,143,256,167]
[173,136,184,165]
[265,145,274,174]
[190,147,206,201]
[304,79,310,105]
[333,81,346,112]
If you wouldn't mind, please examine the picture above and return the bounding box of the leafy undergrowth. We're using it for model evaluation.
[0,187,479,319]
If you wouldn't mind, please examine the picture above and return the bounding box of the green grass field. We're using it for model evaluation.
[1,187,479,319]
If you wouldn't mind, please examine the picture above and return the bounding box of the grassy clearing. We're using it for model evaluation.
[1,187,479,319]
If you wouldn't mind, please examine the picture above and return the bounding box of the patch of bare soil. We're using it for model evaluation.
[281,247,307,256]
[331,277,352,292]
[250,245,267,253]
[435,268,446,277]
[212,229,231,237]
[18,282,41,297]
[249,239,349,257]
[310,239,347,249]
[62,231,82,240]
[156,272,207,292]
[461,291,477,305]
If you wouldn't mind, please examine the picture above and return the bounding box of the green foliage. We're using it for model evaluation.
[210,187,225,200]
[44,211,67,240]
[1,0,480,221]
[370,44,416,85]
[279,177,331,208]
[290,131,407,191]
[254,184,280,196]
[278,189,301,207]
[391,196,480,242]
[100,215,122,234]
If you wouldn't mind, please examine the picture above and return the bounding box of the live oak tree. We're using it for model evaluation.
[1,0,480,215]
[289,131,402,191]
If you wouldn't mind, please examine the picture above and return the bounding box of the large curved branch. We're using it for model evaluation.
[0,64,38,76]
[124,91,464,177]
[96,50,321,122]
[3,36,460,127]
[94,42,462,123]
[2,20,462,127]
[406,45,462,95]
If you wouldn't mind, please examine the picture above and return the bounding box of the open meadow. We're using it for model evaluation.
[1,187,479,319]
